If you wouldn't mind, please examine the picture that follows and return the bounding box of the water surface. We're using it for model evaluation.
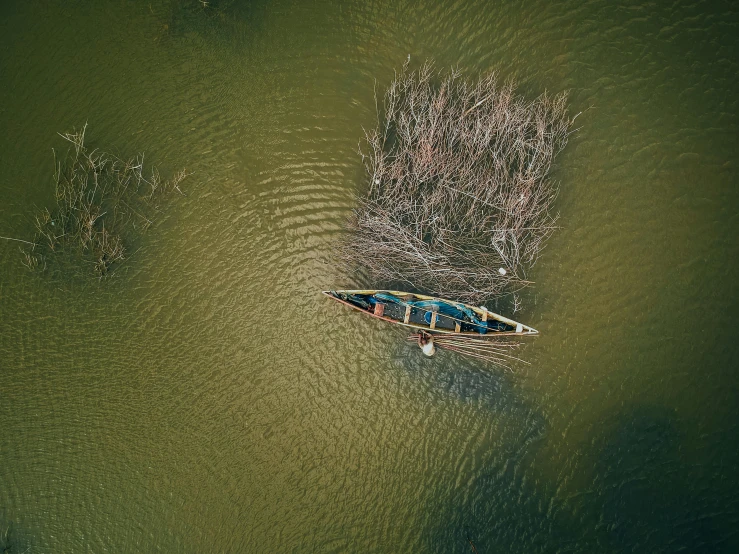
[1,0,737,552]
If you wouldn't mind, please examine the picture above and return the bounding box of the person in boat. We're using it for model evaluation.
[417,331,436,356]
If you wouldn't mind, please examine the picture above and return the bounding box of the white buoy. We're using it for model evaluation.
[498,267,507,275]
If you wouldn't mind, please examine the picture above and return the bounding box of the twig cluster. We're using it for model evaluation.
[23,124,188,276]
[407,332,525,369]
[343,62,573,305]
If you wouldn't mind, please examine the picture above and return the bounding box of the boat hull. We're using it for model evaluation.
[322,290,538,336]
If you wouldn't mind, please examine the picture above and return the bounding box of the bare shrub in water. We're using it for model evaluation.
[23,124,189,277]
[342,62,574,306]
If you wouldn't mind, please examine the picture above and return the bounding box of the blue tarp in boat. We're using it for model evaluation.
[332,291,513,333]
[370,292,501,333]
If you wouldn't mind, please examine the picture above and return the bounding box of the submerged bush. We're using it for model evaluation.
[343,62,576,308]
[23,125,188,277]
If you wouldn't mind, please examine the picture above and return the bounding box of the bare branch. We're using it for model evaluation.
[341,62,572,306]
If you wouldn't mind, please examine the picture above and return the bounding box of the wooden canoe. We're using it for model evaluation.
[322,290,538,336]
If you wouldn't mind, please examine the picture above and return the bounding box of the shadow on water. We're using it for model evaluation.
[388,339,565,552]
[590,405,729,553]
[417,397,576,552]
[422,403,736,553]
[389,332,540,415]
[0,517,30,554]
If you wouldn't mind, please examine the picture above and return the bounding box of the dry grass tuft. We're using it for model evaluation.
[23,124,190,277]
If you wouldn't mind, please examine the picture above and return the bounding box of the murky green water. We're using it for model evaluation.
[1,0,737,552]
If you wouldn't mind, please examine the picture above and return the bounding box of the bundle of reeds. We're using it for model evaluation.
[407,331,528,369]
[342,61,576,309]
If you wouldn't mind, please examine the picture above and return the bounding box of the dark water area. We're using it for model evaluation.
[1,0,737,552]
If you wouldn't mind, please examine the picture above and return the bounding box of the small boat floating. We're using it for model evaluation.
[322,290,538,337]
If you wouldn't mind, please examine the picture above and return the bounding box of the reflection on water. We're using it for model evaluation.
[0,0,737,552]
